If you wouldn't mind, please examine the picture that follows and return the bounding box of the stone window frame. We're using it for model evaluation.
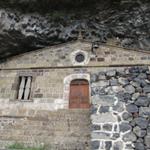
[17,76,32,101]
[70,50,90,66]
[63,73,91,108]
[15,72,35,102]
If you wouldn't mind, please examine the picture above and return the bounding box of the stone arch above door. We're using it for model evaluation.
[63,73,90,108]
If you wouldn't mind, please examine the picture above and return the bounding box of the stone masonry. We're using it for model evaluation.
[0,40,150,70]
[0,109,91,150]
[91,66,150,150]
[0,68,91,149]
[0,40,150,149]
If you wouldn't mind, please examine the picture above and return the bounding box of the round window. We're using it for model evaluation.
[75,53,85,63]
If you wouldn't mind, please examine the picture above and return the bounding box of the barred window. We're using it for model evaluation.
[17,76,32,100]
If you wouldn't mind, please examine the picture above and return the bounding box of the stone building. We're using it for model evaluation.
[0,39,150,150]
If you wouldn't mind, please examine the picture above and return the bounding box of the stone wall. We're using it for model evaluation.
[90,66,150,150]
[0,109,90,149]
[1,41,150,69]
[0,67,91,149]
[0,68,91,114]
[0,66,150,149]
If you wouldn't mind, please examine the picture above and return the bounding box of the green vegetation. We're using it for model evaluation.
[8,143,45,150]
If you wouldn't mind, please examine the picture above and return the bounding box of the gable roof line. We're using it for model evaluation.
[1,40,78,62]
[3,39,150,62]
[79,39,150,54]
[3,40,91,62]
[103,43,150,55]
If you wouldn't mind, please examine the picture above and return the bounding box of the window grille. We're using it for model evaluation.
[17,76,32,100]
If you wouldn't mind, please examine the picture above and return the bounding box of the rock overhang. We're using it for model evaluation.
[0,0,150,59]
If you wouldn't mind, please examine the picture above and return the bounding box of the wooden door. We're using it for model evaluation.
[69,79,90,109]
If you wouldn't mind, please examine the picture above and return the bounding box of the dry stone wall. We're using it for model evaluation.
[90,66,150,150]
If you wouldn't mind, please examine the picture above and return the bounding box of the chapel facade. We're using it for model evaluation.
[0,39,150,150]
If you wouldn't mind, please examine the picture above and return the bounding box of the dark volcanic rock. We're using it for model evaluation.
[90,67,150,150]
[119,122,132,132]
[135,96,149,107]
[133,126,146,137]
[122,112,133,121]
[134,117,149,129]
[0,0,150,59]
[143,85,150,93]
[144,135,150,148]
[134,142,145,150]
[123,131,137,142]
[124,85,135,94]
[91,140,100,149]
[139,107,150,117]
[126,104,139,113]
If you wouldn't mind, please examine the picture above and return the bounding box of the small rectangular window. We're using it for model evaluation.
[17,76,32,100]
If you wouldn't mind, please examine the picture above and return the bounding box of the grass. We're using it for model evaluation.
[8,143,45,150]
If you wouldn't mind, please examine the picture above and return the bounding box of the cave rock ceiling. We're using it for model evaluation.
[0,0,150,59]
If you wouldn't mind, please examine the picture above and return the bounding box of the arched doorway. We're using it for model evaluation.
[69,79,90,109]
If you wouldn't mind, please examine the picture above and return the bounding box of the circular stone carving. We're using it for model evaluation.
[75,53,85,63]
[70,50,89,66]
